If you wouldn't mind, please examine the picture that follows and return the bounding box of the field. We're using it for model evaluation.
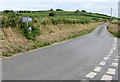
[0,10,116,57]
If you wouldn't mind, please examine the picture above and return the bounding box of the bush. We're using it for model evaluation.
[2,52,11,57]
[3,10,13,13]
[56,9,64,11]
[75,10,80,13]
[92,18,99,22]
[48,8,54,11]
[49,12,56,16]
[20,23,40,40]
[81,10,87,13]
[2,13,19,28]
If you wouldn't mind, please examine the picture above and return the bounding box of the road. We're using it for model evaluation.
[2,23,119,80]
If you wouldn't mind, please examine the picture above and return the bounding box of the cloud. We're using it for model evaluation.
[0,1,118,17]
[1,0,119,3]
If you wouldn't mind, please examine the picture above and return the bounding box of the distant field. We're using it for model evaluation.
[17,11,113,21]
[18,11,112,19]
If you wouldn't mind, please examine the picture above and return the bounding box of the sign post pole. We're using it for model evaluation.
[27,16,28,28]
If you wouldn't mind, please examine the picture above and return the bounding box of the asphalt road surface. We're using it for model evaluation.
[2,23,119,80]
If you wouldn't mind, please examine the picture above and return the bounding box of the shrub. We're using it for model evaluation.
[49,12,56,16]
[3,10,13,13]
[81,10,87,13]
[48,8,54,11]
[2,52,11,57]
[20,22,40,40]
[75,10,80,13]
[56,9,64,11]
[92,18,99,22]
[2,13,19,28]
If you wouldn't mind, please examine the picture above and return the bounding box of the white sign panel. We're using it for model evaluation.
[21,17,32,23]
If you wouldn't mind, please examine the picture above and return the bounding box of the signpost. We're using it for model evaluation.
[21,16,33,33]
[21,16,32,27]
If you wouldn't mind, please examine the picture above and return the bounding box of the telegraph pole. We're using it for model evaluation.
[111,7,112,16]
[110,7,112,22]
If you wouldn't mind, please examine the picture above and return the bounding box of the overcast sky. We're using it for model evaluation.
[0,0,119,17]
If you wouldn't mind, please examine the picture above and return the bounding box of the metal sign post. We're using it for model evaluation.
[21,16,32,25]
[21,16,33,33]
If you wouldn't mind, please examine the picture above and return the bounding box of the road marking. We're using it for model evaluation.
[114,59,118,62]
[116,56,119,59]
[101,75,112,80]
[86,72,97,78]
[109,51,113,54]
[106,68,116,75]
[110,50,114,52]
[113,47,116,50]
[104,57,109,60]
[111,62,118,67]
[107,54,111,57]
[94,67,101,72]
[99,61,106,66]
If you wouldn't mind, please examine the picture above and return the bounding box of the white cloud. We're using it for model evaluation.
[0,0,119,2]
[0,0,119,17]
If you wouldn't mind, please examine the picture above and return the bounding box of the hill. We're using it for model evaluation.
[0,10,116,57]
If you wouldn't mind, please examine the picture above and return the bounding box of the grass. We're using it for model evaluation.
[108,21,119,38]
[1,22,103,57]
[1,10,113,57]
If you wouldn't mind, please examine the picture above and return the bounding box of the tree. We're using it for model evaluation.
[48,8,54,11]
[3,10,13,13]
[56,9,63,11]
[81,10,86,13]
[75,10,80,13]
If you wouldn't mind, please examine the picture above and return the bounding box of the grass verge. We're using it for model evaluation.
[1,22,104,58]
[108,22,120,38]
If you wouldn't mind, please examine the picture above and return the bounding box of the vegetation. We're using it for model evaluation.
[0,10,117,57]
[81,10,86,13]
[49,12,56,16]
[56,9,64,11]
[48,8,54,11]
[75,10,80,13]
[108,20,120,38]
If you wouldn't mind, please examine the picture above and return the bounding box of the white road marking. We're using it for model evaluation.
[99,61,106,66]
[113,47,116,50]
[94,67,101,72]
[104,57,109,60]
[86,72,97,78]
[107,54,111,57]
[106,68,116,75]
[109,51,113,54]
[111,62,118,67]
[101,75,112,80]
[114,59,118,62]
[110,50,113,52]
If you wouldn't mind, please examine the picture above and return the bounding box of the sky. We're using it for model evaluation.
[0,0,119,17]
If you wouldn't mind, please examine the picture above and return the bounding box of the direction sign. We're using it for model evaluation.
[21,17,32,23]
